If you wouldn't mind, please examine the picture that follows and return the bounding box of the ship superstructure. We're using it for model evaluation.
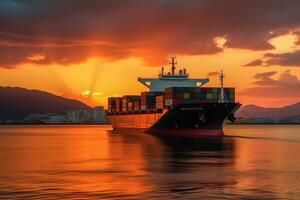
[107,57,241,137]
[138,57,209,92]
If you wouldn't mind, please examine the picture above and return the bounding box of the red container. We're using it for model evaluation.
[133,101,140,111]
[189,90,196,99]
[121,95,140,112]
[127,102,133,112]
[156,95,164,103]
[108,97,122,112]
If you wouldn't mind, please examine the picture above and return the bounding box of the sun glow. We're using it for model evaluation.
[0,33,299,108]
[268,33,299,53]
[26,53,46,61]
[82,90,91,97]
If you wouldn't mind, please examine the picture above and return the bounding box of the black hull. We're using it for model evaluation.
[107,102,241,137]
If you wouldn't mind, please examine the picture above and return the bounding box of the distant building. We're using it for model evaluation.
[234,117,294,124]
[252,118,280,123]
[24,113,56,124]
[18,107,108,125]
[94,106,108,124]
[66,109,93,123]
[289,118,300,123]
[47,115,66,124]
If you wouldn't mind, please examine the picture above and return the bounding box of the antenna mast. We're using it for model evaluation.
[218,70,228,103]
[169,56,177,75]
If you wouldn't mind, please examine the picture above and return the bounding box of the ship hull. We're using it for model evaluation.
[107,102,241,137]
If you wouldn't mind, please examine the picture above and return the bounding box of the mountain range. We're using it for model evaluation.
[0,86,92,120]
[236,102,300,119]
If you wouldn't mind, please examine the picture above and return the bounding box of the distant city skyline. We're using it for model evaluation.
[0,0,299,107]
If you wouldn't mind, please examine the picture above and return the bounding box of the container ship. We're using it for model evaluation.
[107,57,241,137]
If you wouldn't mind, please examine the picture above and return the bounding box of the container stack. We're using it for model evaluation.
[115,98,122,112]
[133,101,140,111]
[127,102,133,112]
[122,95,140,112]
[155,95,164,109]
[108,87,235,113]
[141,92,164,110]
[108,97,118,112]
[164,87,235,107]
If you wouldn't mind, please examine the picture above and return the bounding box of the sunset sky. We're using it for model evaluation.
[0,0,300,107]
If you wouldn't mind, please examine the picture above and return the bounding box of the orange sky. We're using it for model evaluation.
[0,1,300,108]
[0,33,299,108]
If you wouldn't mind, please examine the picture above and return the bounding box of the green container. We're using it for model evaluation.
[195,93,203,99]
[183,93,190,99]
[207,93,213,99]
[212,93,218,99]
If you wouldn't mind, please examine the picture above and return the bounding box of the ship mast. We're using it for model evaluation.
[218,70,228,103]
[137,57,209,91]
[169,56,177,75]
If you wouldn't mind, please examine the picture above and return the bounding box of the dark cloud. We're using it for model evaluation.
[253,71,277,85]
[243,50,300,67]
[1,0,300,68]
[254,71,277,80]
[241,70,300,99]
[243,59,263,67]
[264,51,300,66]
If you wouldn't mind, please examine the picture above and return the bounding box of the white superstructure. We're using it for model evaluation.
[138,57,209,91]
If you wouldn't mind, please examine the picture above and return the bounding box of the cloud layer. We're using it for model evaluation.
[1,0,300,68]
[241,70,300,99]
[244,51,300,67]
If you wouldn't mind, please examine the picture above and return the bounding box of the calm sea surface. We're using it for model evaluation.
[0,125,299,199]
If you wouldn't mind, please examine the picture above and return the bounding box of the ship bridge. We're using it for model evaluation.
[138,57,209,92]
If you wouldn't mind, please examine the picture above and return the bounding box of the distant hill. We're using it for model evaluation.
[0,86,92,120]
[236,102,300,119]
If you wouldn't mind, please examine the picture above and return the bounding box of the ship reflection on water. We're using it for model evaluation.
[110,130,235,171]
[0,125,299,199]
[105,130,238,198]
[149,135,235,172]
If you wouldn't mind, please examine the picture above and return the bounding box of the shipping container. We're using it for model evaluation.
[156,95,164,109]
[165,87,197,93]
[163,86,236,108]
[108,97,122,112]
[156,95,164,102]
[122,95,140,112]
[164,87,235,100]
[115,98,122,112]
[183,93,190,99]
[165,99,173,106]
[127,102,133,112]
[112,86,235,112]
[141,91,163,110]
[133,101,140,111]
[141,105,146,111]
[165,98,220,107]
[156,103,164,109]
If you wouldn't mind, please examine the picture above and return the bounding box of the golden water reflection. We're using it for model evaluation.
[0,125,299,199]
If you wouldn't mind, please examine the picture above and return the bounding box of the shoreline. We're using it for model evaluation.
[229,123,300,125]
[0,123,110,126]
[0,123,299,126]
